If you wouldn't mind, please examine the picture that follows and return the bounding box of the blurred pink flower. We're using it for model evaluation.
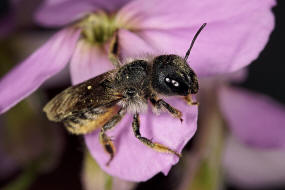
[219,86,285,188]
[0,0,275,181]
[224,135,285,188]
[219,86,285,149]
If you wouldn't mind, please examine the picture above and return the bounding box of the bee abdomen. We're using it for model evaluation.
[63,106,120,135]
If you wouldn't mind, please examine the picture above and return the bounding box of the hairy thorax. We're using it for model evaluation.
[114,60,151,113]
[118,94,148,114]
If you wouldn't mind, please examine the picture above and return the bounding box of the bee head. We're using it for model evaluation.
[151,23,206,97]
[151,54,198,96]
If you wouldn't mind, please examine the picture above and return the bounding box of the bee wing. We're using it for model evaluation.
[43,70,123,122]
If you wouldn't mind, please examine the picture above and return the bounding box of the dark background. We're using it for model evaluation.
[243,0,285,105]
[0,0,284,190]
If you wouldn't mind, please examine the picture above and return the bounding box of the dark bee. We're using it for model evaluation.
[43,23,206,165]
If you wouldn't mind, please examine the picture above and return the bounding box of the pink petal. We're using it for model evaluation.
[35,0,132,27]
[0,27,81,114]
[35,0,97,27]
[117,0,275,77]
[223,135,285,188]
[85,98,198,181]
[70,40,115,85]
[218,86,285,148]
[87,0,133,13]
[204,69,248,85]
[118,29,156,58]
[219,69,248,84]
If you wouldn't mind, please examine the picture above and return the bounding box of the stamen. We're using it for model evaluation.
[79,12,117,44]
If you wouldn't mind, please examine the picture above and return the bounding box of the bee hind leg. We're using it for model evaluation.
[132,113,181,157]
[100,108,126,166]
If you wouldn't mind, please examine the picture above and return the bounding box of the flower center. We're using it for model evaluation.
[79,12,117,44]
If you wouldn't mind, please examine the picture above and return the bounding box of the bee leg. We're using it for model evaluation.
[100,108,126,166]
[132,113,181,157]
[184,94,199,106]
[150,98,183,122]
[108,31,121,68]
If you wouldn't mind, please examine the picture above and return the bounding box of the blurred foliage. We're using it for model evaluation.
[82,151,136,190]
[178,86,224,190]
[0,39,19,76]
[0,94,64,189]
[2,162,38,190]
[82,151,112,190]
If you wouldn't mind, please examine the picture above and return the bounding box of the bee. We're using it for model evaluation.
[43,23,206,165]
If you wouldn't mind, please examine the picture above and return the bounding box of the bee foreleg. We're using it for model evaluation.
[100,108,126,166]
[150,98,183,122]
[132,113,181,157]
[184,94,199,106]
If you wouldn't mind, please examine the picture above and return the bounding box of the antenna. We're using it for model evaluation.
[184,23,207,61]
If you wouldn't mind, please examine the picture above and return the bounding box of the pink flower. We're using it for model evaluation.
[219,86,285,188]
[224,135,285,188]
[0,0,275,181]
[219,86,285,149]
